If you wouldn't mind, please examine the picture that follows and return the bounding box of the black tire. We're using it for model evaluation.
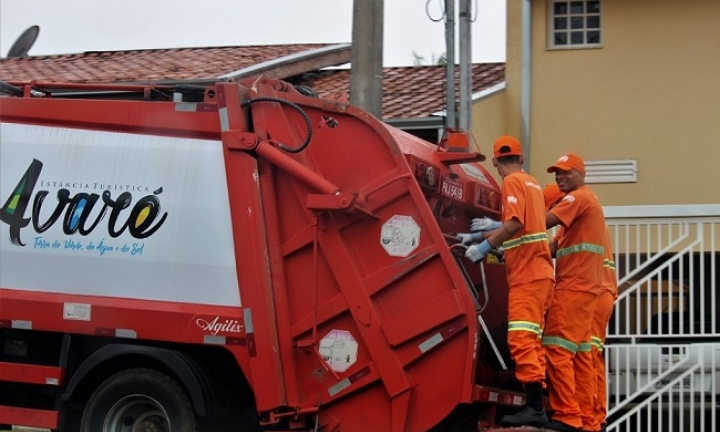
[80,368,196,432]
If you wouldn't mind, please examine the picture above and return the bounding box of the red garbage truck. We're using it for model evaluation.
[0,78,526,432]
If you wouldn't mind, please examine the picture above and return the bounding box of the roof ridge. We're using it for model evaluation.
[12,43,341,59]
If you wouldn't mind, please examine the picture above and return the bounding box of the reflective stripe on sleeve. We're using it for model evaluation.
[502,232,549,251]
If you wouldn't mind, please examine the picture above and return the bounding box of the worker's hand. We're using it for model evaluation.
[456,232,484,245]
[464,240,493,263]
[470,217,502,233]
[493,246,505,262]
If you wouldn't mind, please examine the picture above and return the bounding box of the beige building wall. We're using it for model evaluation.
[470,90,508,166]
[503,0,526,143]
[505,0,720,206]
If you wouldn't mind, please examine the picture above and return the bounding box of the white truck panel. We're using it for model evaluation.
[0,123,241,306]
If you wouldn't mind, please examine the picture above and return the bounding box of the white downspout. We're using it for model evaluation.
[521,0,533,170]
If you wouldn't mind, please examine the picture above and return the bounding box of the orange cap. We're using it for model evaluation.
[493,135,523,158]
[543,183,565,211]
[546,153,585,174]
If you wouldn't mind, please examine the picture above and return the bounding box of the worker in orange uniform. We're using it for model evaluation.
[590,229,618,432]
[544,183,616,432]
[462,135,555,428]
[542,154,606,432]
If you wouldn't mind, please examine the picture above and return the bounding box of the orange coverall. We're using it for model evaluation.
[501,171,555,385]
[543,186,606,429]
[587,228,618,430]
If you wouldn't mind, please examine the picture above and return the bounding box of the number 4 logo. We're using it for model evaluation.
[0,159,42,246]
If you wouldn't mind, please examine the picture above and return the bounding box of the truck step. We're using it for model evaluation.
[473,384,526,407]
[0,406,59,429]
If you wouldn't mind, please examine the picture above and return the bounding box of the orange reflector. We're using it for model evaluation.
[439,128,482,155]
[447,131,470,151]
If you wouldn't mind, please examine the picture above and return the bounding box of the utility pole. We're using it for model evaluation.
[350,0,384,119]
[444,0,456,129]
[458,0,472,131]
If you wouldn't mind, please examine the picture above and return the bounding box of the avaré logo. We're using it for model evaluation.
[0,159,168,247]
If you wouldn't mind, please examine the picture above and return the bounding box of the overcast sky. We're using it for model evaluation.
[0,0,505,66]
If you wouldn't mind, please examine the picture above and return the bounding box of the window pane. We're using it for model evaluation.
[570,31,584,44]
[555,17,568,30]
[587,31,601,44]
[554,32,568,46]
[587,15,600,29]
[554,2,568,15]
[551,1,602,48]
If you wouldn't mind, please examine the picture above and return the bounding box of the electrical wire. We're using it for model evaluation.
[427,0,479,22]
[425,0,446,22]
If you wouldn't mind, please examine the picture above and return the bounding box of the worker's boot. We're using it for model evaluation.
[545,419,583,431]
[498,382,548,427]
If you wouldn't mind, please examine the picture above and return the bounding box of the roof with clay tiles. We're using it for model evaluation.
[290,63,505,118]
[0,44,504,119]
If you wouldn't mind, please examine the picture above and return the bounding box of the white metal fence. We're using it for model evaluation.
[603,205,720,432]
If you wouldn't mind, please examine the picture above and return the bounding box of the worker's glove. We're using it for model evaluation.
[456,232,484,245]
[464,240,493,263]
[470,217,502,233]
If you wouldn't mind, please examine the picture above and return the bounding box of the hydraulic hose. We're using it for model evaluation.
[241,97,313,153]
[0,80,23,96]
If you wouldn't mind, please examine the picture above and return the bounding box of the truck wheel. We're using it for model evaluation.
[80,368,196,432]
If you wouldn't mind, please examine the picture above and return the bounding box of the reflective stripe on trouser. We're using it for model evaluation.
[603,258,616,270]
[507,278,554,384]
[576,341,596,431]
[591,290,615,429]
[538,281,554,389]
[542,289,599,429]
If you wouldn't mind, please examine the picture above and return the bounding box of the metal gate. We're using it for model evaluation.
[603,205,720,432]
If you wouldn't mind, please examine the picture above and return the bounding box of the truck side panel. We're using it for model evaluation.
[0,123,240,306]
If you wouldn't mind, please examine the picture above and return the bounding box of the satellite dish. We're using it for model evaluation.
[6,25,40,58]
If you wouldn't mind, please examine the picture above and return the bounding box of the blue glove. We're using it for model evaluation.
[465,240,493,263]
[456,232,484,245]
[471,217,502,233]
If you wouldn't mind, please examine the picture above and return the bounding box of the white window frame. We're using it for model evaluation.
[547,0,602,49]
